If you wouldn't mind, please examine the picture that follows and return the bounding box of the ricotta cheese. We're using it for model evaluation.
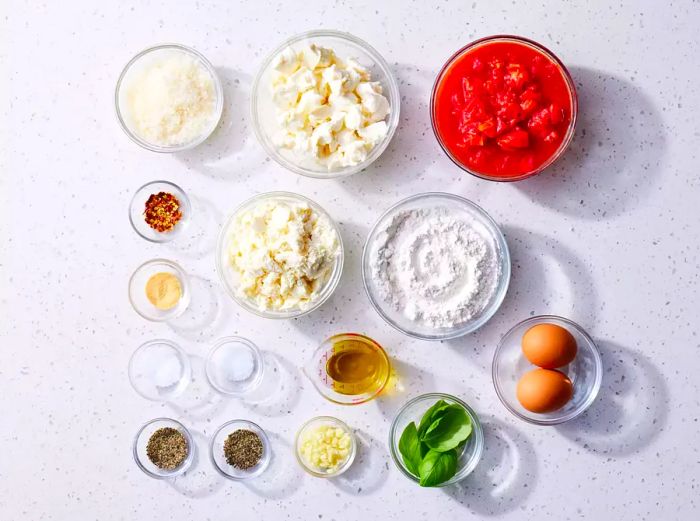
[228,198,340,312]
[270,44,390,170]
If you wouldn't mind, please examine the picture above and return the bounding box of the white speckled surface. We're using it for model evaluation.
[2,1,699,519]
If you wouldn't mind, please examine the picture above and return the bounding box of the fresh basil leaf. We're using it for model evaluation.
[417,400,449,437]
[398,422,422,477]
[418,449,458,487]
[423,416,444,438]
[423,404,473,452]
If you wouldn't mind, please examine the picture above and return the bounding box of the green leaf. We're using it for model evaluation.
[418,449,458,487]
[417,400,449,438]
[398,422,422,477]
[422,404,473,452]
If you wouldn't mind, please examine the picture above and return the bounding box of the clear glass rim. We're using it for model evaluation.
[492,314,603,425]
[209,419,272,481]
[294,416,357,477]
[114,43,224,153]
[250,29,400,179]
[303,333,391,405]
[429,34,578,182]
[215,191,345,319]
[205,336,265,395]
[127,258,191,322]
[388,393,484,486]
[128,338,192,401]
[361,192,511,340]
[128,180,192,243]
[132,417,195,479]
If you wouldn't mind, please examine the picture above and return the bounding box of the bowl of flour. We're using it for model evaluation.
[362,193,510,340]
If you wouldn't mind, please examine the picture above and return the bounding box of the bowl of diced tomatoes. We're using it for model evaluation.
[430,35,577,181]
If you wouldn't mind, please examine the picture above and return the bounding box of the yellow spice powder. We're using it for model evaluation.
[145,272,182,310]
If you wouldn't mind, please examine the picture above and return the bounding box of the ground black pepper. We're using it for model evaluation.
[223,429,263,470]
[146,427,188,470]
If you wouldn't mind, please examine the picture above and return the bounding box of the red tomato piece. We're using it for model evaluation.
[497,128,529,150]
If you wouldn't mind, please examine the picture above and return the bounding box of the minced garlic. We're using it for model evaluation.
[299,425,352,472]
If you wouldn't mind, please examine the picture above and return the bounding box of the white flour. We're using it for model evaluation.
[370,207,500,329]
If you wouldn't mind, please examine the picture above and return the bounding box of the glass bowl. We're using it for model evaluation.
[430,35,578,182]
[389,393,484,486]
[128,259,191,321]
[492,315,602,425]
[205,336,265,396]
[128,180,191,243]
[210,420,272,480]
[115,43,224,152]
[128,339,191,401]
[133,418,195,479]
[303,333,390,405]
[362,192,510,340]
[295,416,357,478]
[215,191,344,319]
[251,29,400,179]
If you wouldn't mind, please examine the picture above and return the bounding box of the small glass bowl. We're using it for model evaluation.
[295,416,357,478]
[303,333,390,405]
[115,43,224,152]
[492,315,603,425]
[210,420,272,480]
[430,35,578,182]
[362,192,510,340]
[251,29,400,179]
[128,339,191,401]
[205,336,265,396]
[216,191,344,319]
[389,393,484,486]
[128,259,191,321]
[133,418,195,479]
[129,180,191,243]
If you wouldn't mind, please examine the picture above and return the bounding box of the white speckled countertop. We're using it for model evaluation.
[2,1,699,519]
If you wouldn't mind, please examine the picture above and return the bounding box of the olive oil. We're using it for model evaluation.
[326,337,390,396]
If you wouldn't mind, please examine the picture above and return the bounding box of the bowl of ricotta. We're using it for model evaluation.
[251,30,400,178]
[115,43,224,152]
[362,193,510,340]
[216,192,344,318]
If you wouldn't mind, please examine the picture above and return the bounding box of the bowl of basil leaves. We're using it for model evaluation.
[389,393,484,487]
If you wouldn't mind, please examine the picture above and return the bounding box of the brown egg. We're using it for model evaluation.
[516,368,573,413]
[521,323,577,368]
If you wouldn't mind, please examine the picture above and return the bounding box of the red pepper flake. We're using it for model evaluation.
[144,192,183,233]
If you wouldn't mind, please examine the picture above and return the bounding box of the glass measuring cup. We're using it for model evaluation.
[304,333,391,405]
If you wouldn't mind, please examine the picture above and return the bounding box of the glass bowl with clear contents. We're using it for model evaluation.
[215,191,344,319]
[128,339,191,401]
[133,418,195,479]
[129,180,191,243]
[115,43,224,152]
[389,393,484,486]
[492,315,602,425]
[205,336,265,396]
[210,420,272,480]
[128,259,190,321]
[362,192,510,340]
[251,29,400,179]
[295,416,357,478]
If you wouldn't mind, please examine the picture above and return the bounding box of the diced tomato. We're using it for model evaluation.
[549,103,565,125]
[477,118,498,138]
[497,128,529,150]
[504,63,529,90]
[543,130,560,143]
[433,38,573,178]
